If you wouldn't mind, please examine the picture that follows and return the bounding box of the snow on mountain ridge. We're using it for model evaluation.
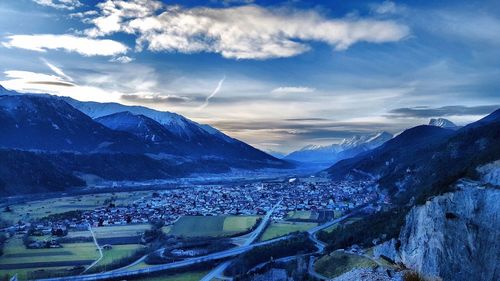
[63,98,235,143]
[285,131,393,164]
[429,118,457,129]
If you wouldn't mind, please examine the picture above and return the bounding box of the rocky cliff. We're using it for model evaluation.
[375,178,499,281]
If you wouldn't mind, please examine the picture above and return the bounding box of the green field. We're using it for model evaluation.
[314,251,377,278]
[0,191,151,223]
[93,224,150,239]
[259,221,317,241]
[96,244,144,269]
[166,215,259,237]
[287,210,316,220]
[0,224,149,280]
[0,236,100,280]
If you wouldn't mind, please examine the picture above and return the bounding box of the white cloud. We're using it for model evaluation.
[1,70,122,103]
[32,0,82,10]
[81,2,409,59]
[271,86,316,94]
[373,1,398,14]
[109,55,134,63]
[2,34,128,56]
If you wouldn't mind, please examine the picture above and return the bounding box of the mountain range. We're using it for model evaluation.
[284,132,394,164]
[0,87,291,195]
[326,109,500,204]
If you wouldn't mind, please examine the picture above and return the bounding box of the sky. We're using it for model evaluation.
[0,0,499,153]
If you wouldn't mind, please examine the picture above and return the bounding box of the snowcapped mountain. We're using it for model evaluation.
[429,118,458,129]
[327,109,500,204]
[0,95,149,153]
[284,132,393,164]
[63,98,235,143]
[95,111,177,143]
[0,87,292,195]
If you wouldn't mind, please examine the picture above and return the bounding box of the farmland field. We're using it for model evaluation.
[93,224,150,239]
[0,191,150,223]
[95,244,144,269]
[287,210,317,220]
[259,221,317,241]
[93,224,150,245]
[166,215,259,237]
[0,236,99,280]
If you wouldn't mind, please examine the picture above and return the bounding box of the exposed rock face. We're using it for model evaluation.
[477,160,500,185]
[397,180,499,281]
[373,238,399,263]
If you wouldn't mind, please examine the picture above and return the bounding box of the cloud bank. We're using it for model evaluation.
[271,86,315,94]
[81,1,409,59]
[32,0,82,10]
[388,105,499,118]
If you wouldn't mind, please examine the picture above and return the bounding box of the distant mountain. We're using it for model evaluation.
[429,118,458,129]
[266,150,287,159]
[284,132,393,164]
[326,108,500,204]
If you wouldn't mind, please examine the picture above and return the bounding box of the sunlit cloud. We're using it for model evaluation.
[32,0,82,10]
[121,93,192,105]
[81,1,409,59]
[109,56,134,63]
[271,86,315,94]
[2,34,128,56]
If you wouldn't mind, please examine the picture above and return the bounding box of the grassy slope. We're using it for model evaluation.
[314,251,377,278]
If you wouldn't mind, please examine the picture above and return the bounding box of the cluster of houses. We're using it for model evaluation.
[5,178,381,234]
[79,178,380,226]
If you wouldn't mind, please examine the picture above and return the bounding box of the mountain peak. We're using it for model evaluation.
[0,84,13,95]
[429,118,457,129]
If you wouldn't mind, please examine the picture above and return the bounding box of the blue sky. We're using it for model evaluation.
[0,0,499,152]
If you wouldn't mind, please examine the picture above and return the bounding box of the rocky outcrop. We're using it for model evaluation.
[373,238,399,263]
[377,179,499,281]
[477,160,500,186]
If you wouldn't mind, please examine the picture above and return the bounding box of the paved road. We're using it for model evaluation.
[82,224,103,273]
